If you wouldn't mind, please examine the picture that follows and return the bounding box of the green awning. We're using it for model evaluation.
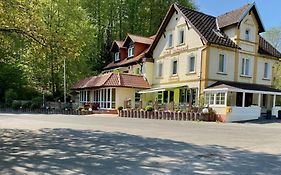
[138,84,188,94]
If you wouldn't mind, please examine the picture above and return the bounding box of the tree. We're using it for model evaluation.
[264,26,281,88]
[263,26,281,51]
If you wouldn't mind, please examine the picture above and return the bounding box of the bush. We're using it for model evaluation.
[117,106,123,111]
[77,106,84,111]
[31,97,43,109]
[145,105,153,111]
[11,101,22,110]
[22,102,32,109]
[5,89,18,105]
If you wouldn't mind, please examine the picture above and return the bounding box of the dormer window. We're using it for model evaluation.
[128,46,134,58]
[114,52,120,62]
[245,29,250,41]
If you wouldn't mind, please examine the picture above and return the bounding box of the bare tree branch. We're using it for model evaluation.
[0,28,47,47]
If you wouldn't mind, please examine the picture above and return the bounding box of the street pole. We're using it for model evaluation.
[64,58,66,104]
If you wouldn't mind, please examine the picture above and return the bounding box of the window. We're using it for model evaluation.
[218,54,226,73]
[114,52,120,61]
[157,91,163,103]
[241,58,250,76]
[245,29,250,41]
[157,62,163,77]
[205,93,215,105]
[189,56,195,73]
[179,29,185,44]
[79,91,90,102]
[168,33,173,48]
[264,62,270,79]
[128,46,134,57]
[215,93,225,105]
[141,64,145,74]
[92,88,116,109]
[180,88,190,103]
[172,60,177,75]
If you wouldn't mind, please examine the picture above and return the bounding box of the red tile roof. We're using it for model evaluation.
[72,73,150,90]
[125,34,154,45]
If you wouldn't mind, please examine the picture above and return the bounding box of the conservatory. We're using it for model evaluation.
[204,81,281,122]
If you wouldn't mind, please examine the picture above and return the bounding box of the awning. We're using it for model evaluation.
[204,81,281,95]
[138,83,188,94]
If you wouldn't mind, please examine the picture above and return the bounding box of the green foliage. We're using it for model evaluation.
[0,0,196,102]
[145,105,153,111]
[117,106,123,111]
[22,101,32,109]
[30,97,43,109]
[11,101,22,110]
[4,89,18,105]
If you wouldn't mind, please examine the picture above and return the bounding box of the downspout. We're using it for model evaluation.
[198,46,208,102]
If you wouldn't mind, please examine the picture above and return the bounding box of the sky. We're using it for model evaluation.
[195,0,281,30]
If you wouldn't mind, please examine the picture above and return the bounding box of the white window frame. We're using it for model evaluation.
[114,52,120,61]
[188,56,196,73]
[205,92,226,106]
[167,33,173,48]
[79,91,88,103]
[218,53,226,73]
[171,59,178,75]
[92,88,116,109]
[264,62,270,79]
[241,58,251,76]
[178,29,185,45]
[128,46,134,57]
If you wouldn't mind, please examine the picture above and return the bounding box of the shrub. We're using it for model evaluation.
[31,97,42,109]
[5,89,18,105]
[78,106,84,111]
[11,101,22,110]
[117,106,123,111]
[145,105,153,111]
[22,102,32,109]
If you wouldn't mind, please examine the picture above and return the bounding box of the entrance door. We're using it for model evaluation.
[236,92,243,107]
[245,93,253,107]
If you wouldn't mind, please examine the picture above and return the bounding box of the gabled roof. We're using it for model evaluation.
[148,4,239,56]
[259,36,281,58]
[123,34,154,47]
[217,3,265,33]
[72,73,150,90]
[110,40,125,52]
[206,81,281,93]
[103,49,149,70]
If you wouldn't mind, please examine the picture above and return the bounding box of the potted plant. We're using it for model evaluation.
[117,106,123,116]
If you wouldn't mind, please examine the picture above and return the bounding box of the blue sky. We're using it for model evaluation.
[195,0,281,30]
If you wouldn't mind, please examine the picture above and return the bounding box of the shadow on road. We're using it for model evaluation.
[0,128,280,174]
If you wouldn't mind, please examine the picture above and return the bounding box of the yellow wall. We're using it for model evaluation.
[116,87,136,108]
[208,47,236,81]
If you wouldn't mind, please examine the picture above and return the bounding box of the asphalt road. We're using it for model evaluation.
[0,113,281,175]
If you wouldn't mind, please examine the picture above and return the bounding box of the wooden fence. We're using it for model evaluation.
[119,109,217,122]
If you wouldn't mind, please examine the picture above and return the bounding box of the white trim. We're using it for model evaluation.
[242,92,245,107]
[204,88,281,96]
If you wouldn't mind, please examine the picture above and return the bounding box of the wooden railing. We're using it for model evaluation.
[119,109,217,122]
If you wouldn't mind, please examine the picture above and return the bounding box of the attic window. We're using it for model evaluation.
[213,29,224,38]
